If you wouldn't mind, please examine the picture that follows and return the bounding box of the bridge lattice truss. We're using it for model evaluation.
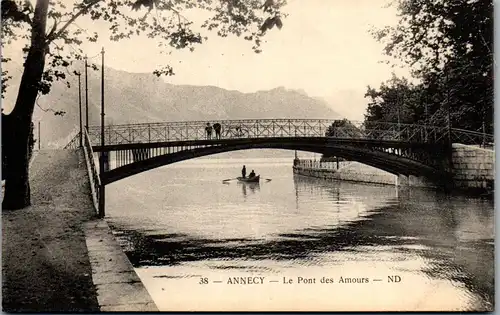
[64,118,493,174]
[86,119,492,146]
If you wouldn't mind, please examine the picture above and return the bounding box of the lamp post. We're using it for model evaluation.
[78,72,82,147]
[84,55,89,131]
[98,47,106,218]
[100,48,105,159]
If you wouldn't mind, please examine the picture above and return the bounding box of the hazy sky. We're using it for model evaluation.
[5,0,410,120]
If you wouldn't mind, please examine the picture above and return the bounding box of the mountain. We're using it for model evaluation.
[3,66,341,148]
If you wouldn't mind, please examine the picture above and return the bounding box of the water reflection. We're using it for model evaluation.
[111,202,493,308]
[108,164,494,311]
[290,175,494,308]
[240,182,260,198]
[293,174,399,203]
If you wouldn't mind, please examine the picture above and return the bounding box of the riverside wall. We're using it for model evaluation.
[451,143,494,191]
[294,143,495,192]
[293,160,397,186]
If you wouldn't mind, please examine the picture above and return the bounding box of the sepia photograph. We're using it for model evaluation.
[1,0,494,312]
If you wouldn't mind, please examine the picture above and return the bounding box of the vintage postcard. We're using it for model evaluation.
[1,0,494,312]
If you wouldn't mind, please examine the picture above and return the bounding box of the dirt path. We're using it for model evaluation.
[2,150,100,312]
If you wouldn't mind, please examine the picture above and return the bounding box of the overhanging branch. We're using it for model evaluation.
[46,16,59,40]
[46,0,102,44]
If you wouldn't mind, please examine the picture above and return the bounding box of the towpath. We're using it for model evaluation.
[2,150,100,312]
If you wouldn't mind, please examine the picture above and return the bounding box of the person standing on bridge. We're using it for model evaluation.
[213,122,222,139]
[242,165,247,178]
[205,123,213,140]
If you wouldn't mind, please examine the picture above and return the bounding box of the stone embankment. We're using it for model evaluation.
[293,160,397,186]
[294,143,494,193]
[451,144,494,191]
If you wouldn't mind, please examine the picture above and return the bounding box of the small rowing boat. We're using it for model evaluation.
[237,175,260,183]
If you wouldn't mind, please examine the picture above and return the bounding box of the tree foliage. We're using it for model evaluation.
[365,75,427,124]
[1,0,286,98]
[325,119,362,137]
[366,0,493,133]
[1,0,286,209]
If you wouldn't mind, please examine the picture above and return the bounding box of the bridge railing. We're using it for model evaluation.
[450,128,494,147]
[82,128,100,214]
[63,132,81,149]
[362,122,453,142]
[88,119,337,144]
[86,119,493,147]
[60,129,100,213]
[86,120,399,144]
[295,159,355,170]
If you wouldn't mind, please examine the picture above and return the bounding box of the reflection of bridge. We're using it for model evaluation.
[63,118,493,217]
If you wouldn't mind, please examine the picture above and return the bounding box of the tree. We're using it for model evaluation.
[369,0,493,133]
[1,0,286,209]
[364,75,425,125]
[322,119,362,161]
[325,118,362,138]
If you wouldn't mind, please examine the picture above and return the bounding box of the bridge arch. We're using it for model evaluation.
[100,139,448,185]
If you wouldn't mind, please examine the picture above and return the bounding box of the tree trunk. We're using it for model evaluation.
[2,0,49,210]
[2,117,31,209]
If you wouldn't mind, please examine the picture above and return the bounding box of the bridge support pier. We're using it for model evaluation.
[396,174,437,188]
[396,175,409,187]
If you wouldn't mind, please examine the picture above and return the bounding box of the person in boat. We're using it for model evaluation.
[249,170,256,178]
[241,165,246,178]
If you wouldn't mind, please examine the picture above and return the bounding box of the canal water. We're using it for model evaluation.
[105,150,494,312]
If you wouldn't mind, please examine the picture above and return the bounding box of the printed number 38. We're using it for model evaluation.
[199,277,208,284]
